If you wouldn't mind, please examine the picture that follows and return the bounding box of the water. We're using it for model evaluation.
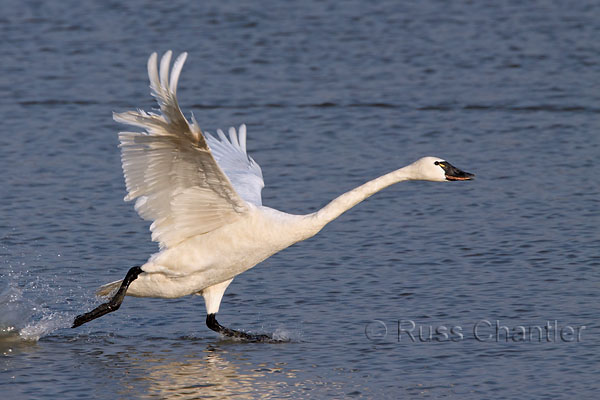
[1,0,599,398]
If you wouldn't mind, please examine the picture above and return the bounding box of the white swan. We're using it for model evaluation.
[72,51,474,341]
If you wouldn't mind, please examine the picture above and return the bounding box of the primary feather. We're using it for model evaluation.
[113,51,262,249]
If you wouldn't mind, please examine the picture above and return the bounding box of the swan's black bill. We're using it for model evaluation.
[435,161,474,181]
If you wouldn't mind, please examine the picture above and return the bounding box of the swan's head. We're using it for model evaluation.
[410,157,474,182]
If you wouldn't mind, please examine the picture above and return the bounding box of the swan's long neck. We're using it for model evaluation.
[309,164,418,231]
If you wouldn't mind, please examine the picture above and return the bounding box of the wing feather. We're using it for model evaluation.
[114,52,250,249]
[205,125,264,206]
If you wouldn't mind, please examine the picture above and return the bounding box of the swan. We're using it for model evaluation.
[72,51,474,341]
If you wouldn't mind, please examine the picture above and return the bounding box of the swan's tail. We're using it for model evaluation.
[96,280,122,297]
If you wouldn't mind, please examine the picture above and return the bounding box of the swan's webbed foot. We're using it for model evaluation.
[72,266,143,328]
[206,313,284,343]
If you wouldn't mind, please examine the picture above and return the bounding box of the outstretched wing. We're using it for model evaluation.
[205,125,264,206]
[114,51,249,249]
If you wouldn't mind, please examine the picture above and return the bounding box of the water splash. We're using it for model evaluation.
[271,328,300,342]
[19,312,74,341]
[0,269,76,342]
[0,283,35,337]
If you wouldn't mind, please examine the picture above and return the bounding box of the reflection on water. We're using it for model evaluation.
[140,346,284,398]
[61,337,367,398]
[3,331,368,398]
[80,342,296,399]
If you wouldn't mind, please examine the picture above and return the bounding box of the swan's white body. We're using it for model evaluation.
[124,207,316,306]
[102,51,472,317]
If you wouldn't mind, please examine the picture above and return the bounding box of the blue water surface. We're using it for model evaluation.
[1,1,599,398]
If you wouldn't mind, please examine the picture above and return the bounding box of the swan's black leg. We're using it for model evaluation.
[72,266,143,328]
[206,313,277,342]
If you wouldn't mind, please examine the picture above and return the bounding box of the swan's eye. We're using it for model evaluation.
[434,161,446,168]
